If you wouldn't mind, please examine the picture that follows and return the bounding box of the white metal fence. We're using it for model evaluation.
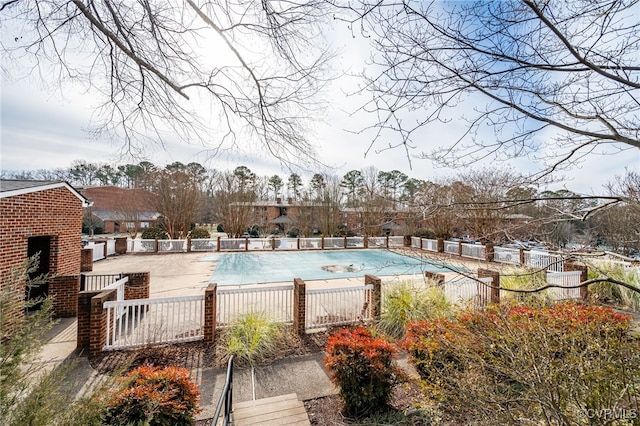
[106,240,116,256]
[190,238,217,251]
[89,242,105,261]
[444,241,459,255]
[493,247,520,264]
[158,239,187,253]
[368,236,388,248]
[82,273,123,292]
[461,243,485,260]
[524,250,564,272]
[306,285,373,330]
[389,236,404,247]
[104,295,204,350]
[546,271,582,300]
[444,277,494,306]
[216,285,293,326]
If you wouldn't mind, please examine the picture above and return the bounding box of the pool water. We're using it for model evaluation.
[202,250,460,286]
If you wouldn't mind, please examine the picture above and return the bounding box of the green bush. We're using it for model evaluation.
[141,226,168,239]
[588,261,640,310]
[189,227,210,239]
[103,365,201,426]
[324,327,401,417]
[403,302,639,424]
[377,280,451,340]
[499,267,547,302]
[221,312,286,367]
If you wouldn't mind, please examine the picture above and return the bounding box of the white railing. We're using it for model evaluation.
[300,237,322,250]
[158,239,187,253]
[89,242,105,261]
[248,238,273,250]
[216,285,293,326]
[546,271,582,300]
[323,237,345,249]
[388,236,404,247]
[411,237,421,249]
[190,238,217,251]
[106,239,116,256]
[104,276,128,320]
[274,238,298,250]
[444,241,459,255]
[444,277,494,306]
[82,273,123,292]
[524,250,564,272]
[494,247,520,264]
[104,295,204,350]
[128,239,156,253]
[347,237,365,248]
[461,243,485,260]
[423,239,438,252]
[368,236,387,248]
[306,285,373,330]
[219,238,247,251]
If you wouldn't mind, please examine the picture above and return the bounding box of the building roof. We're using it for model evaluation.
[80,185,156,212]
[270,215,294,224]
[0,179,91,206]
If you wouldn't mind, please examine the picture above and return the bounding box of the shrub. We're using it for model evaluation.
[103,365,201,426]
[189,227,210,239]
[221,312,286,367]
[403,302,639,424]
[588,261,640,310]
[324,327,401,417]
[377,280,451,340]
[141,226,168,240]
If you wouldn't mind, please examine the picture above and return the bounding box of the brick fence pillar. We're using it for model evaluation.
[216,236,221,252]
[81,248,93,272]
[437,238,444,253]
[403,235,411,247]
[424,271,445,285]
[293,278,306,336]
[115,237,127,254]
[458,241,463,257]
[77,288,117,357]
[49,275,80,317]
[564,261,589,300]
[519,248,526,265]
[485,243,494,262]
[364,274,382,320]
[204,283,217,344]
[187,237,192,252]
[123,272,150,300]
[364,236,369,249]
[478,268,500,305]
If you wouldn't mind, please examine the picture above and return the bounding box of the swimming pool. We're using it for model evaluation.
[203,250,460,285]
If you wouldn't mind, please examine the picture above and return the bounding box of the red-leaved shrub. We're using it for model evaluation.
[104,365,201,425]
[324,327,401,417]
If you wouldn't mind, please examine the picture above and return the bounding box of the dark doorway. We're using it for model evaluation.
[26,236,51,310]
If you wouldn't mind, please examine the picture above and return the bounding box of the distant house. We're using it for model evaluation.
[0,179,90,327]
[80,186,160,234]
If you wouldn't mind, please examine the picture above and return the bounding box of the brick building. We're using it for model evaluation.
[0,180,90,330]
[80,185,159,234]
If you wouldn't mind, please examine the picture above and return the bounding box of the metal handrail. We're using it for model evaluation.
[211,356,234,426]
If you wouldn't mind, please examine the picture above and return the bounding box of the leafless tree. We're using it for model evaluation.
[338,0,639,177]
[1,0,333,164]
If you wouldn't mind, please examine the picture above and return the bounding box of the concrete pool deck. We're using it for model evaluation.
[89,249,497,296]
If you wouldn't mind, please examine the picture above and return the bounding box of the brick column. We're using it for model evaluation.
[245,237,249,251]
[364,274,382,320]
[364,236,369,249]
[49,275,80,317]
[216,236,221,252]
[404,235,411,247]
[437,238,444,253]
[123,272,150,300]
[344,236,348,249]
[564,261,589,300]
[458,241,463,257]
[485,243,495,262]
[187,237,192,252]
[321,237,325,250]
[385,236,389,248]
[293,278,306,336]
[519,248,525,265]
[115,237,127,254]
[424,271,445,285]
[419,238,424,250]
[204,283,217,344]
[478,268,500,305]
[81,248,93,272]
[77,288,117,356]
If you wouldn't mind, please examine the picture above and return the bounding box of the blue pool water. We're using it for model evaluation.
[202,250,461,286]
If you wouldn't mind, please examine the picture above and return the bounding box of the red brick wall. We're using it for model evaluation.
[123,272,150,300]
[0,186,84,324]
[49,275,80,317]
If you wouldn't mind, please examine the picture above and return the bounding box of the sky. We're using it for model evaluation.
[1,3,638,195]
